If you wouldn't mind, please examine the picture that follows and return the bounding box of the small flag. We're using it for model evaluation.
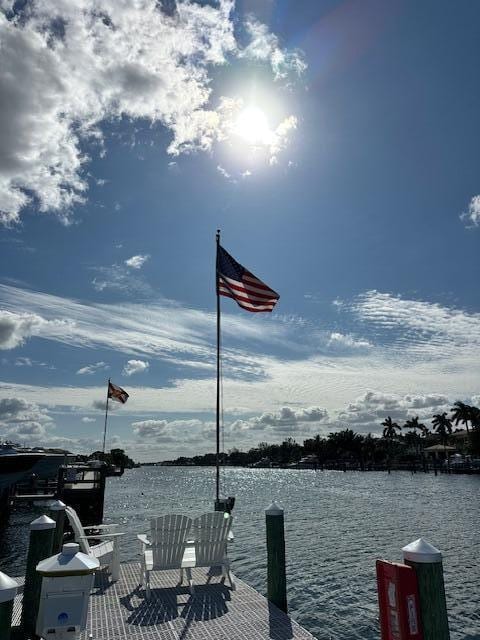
[217,245,279,312]
[108,381,129,404]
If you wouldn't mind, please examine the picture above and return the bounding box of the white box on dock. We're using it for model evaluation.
[35,542,98,639]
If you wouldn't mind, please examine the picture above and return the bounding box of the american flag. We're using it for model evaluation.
[108,381,129,404]
[217,245,279,312]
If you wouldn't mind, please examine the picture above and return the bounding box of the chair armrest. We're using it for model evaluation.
[84,524,119,531]
[79,533,126,540]
[137,533,151,546]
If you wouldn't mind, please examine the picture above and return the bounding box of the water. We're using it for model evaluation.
[1,467,479,639]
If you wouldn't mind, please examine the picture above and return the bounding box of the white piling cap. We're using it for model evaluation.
[49,499,66,511]
[402,538,442,563]
[0,572,18,603]
[36,543,99,576]
[30,514,56,530]
[265,500,284,515]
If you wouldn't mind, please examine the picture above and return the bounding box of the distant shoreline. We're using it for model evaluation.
[140,462,480,475]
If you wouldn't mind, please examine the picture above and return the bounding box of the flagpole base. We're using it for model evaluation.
[214,496,235,513]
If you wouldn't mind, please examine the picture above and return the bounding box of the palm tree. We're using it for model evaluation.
[404,416,426,459]
[450,401,473,435]
[471,406,480,429]
[361,433,377,469]
[381,416,402,439]
[381,417,401,473]
[404,416,426,433]
[328,429,364,465]
[432,412,453,459]
[418,423,429,437]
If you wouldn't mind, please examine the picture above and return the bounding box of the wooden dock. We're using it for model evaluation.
[12,562,316,640]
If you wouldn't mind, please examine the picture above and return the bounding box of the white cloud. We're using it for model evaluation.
[0,310,46,349]
[76,362,109,375]
[217,165,234,181]
[350,290,480,360]
[0,396,53,443]
[460,195,480,228]
[240,18,306,81]
[229,405,329,437]
[0,397,32,419]
[1,283,479,450]
[327,332,371,352]
[132,418,202,442]
[123,359,149,376]
[91,264,153,296]
[335,390,452,434]
[124,254,150,270]
[0,0,236,223]
[0,1,304,224]
[0,395,123,453]
[13,356,53,368]
[0,283,290,375]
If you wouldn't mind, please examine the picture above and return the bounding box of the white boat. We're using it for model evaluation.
[0,442,70,491]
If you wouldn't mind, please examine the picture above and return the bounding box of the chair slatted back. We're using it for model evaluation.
[65,506,91,555]
[149,514,192,569]
[192,512,232,567]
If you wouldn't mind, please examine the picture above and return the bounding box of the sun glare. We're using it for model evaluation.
[234,106,271,145]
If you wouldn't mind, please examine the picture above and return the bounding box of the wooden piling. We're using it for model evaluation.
[265,501,287,613]
[21,514,56,638]
[402,538,450,640]
[49,499,66,554]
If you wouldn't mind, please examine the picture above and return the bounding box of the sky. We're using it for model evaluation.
[0,0,479,462]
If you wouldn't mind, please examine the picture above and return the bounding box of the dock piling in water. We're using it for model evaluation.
[49,499,67,554]
[21,514,56,638]
[402,538,450,640]
[0,572,18,640]
[265,500,287,613]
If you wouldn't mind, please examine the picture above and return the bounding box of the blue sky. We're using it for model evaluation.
[0,0,479,461]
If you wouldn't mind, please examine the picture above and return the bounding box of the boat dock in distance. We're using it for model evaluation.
[12,562,316,640]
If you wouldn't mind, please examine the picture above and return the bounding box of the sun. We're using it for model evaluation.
[234,106,272,146]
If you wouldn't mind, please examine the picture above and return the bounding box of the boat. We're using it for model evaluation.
[0,441,71,491]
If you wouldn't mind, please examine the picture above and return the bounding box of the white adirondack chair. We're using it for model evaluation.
[65,506,124,581]
[190,511,235,591]
[137,514,193,599]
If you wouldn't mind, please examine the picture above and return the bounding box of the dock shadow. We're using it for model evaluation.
[91,568,117,595]
[177,583,232,640]
[122,585,188,626]
[180,583,231,622]
[268,601,293,640]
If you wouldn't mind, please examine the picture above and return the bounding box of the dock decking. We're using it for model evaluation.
[13,562,316,640]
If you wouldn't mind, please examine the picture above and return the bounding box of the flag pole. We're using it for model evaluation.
[215,229,221,503]
[102,378,110,455]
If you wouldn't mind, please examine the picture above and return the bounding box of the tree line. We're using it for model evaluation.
[77,448,137,469]
[167,400,480,467]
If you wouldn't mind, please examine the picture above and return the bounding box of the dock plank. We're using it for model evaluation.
[13,562,316,640]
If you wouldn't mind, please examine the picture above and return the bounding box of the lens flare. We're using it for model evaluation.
[234,106,271,145]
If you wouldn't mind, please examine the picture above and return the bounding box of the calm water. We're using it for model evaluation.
[1,467,479,640]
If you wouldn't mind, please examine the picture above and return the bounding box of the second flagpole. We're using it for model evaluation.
[215,230,221,503]
[102,378,110,455]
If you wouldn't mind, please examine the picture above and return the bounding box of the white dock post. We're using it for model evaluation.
[21,514,56,637]
[49,499,67,554]
[0,572,18,640]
